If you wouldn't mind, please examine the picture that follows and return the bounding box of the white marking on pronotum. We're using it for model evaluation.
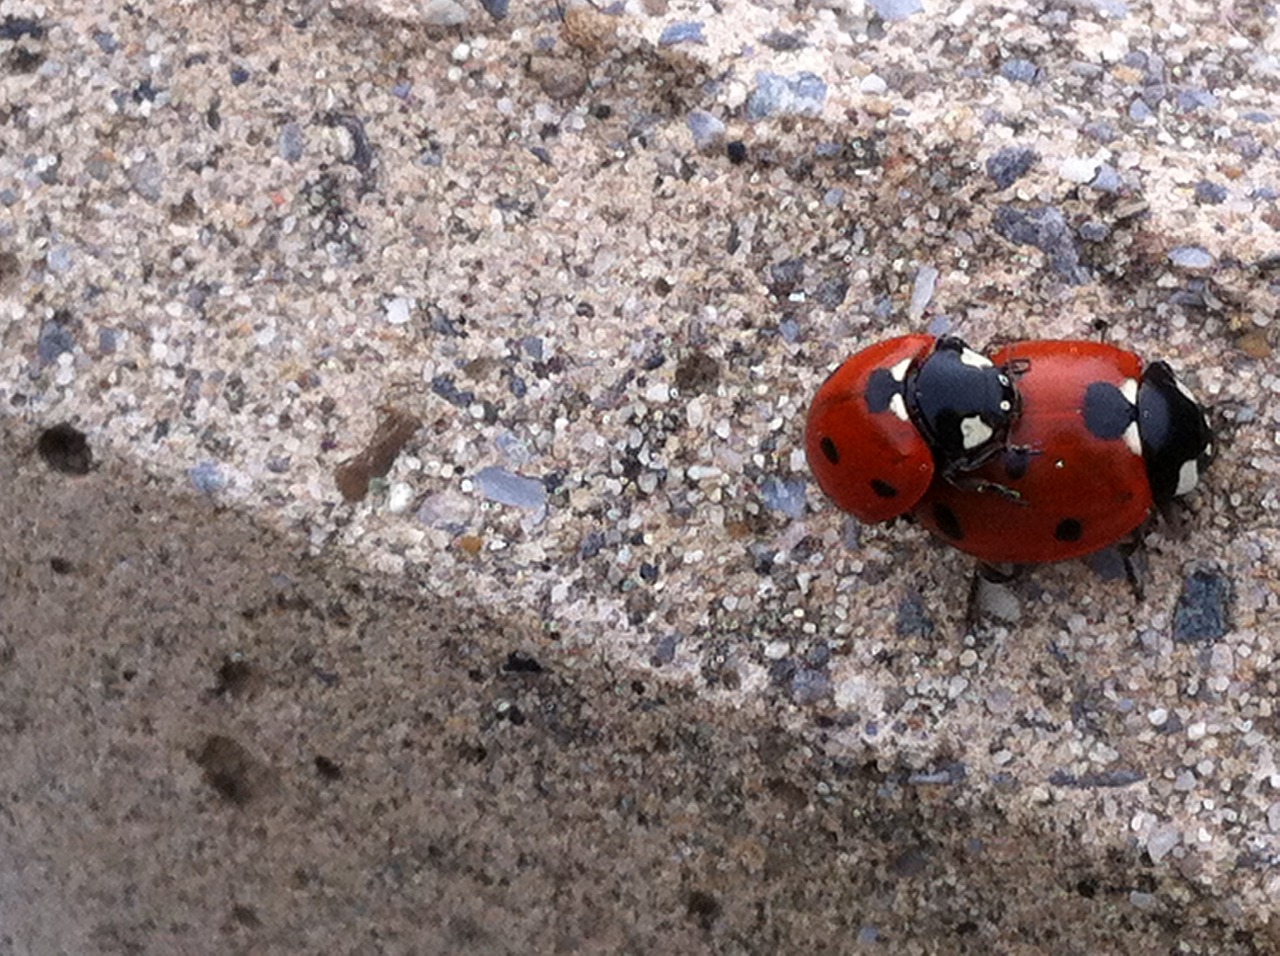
[960,348,993,369]
[960,415,994,449]
[889,393,909,422]
[1176,460,1199,496]
[890,357,912,382]
[1120,378,1139,406]
[1123,421,1142,456]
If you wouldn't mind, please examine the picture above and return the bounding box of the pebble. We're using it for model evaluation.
[858,73,888,95]
[37,315,75,364]
[1000,59,1039,84]
[421,0,469,27]
[761,476,807,519]
[1168,246,1213,270]
[686,110,726,151]
[1090,163,1122,192]
[1059,156,1100,184]
[746,72,828,120]
[868,0,922,20]
[279,122,305,162]
[386,481,415,513]
[189,460,227,494]
[991,204,1089,285]
[127,156,164,202]
[384,296,413,325]
[474,466,547,511]
[1173,568,1232,643]
[658,21,704,46]
[985,146,1038,189]
[478,0,509,19]
[907,265,938,320]
[1193,180,1228,205]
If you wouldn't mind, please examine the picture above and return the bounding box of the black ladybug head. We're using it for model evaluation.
[907,337,1021,474]
[1137,361,1213,505]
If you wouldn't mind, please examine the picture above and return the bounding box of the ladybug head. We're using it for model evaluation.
[1137,361,1214,506]
[907,336,1021,474]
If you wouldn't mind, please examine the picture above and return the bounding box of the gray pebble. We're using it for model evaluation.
[992,204,1090,284]
[421,0,469,27]
[1193,180,1228,205]
[1090,163,1122,192]
[746,71,827,120]
[686,110,725,151]
[279,122,305,163]
[868,0,923,21]
[475,466,547,511]
[1000,59,1040,84]
[478,0,509,20]
[1129,99,1152,121]
[1168,246,1214,269]
[1177,88,1217,112]
[127,156,164,202]
[986,146,1038,190]
[658,21,704,46]
[761,475,807,519]
[46,244,73,274]
[189,460,227,494]
[1173,568,1232,643]
[37,315,75,364]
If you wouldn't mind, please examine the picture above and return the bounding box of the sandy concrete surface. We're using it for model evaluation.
[2,0,1280,951]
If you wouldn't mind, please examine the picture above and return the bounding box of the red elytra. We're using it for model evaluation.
[912,340,1153,564]
[804,334,938,523]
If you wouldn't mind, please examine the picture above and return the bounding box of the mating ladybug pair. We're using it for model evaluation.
[805,334,1214,567]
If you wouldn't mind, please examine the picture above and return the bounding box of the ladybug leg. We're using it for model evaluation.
[1117,537,1146,603]
[1092,318,1111,343]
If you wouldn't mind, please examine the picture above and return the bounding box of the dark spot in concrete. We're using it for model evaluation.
[37,423,92,475]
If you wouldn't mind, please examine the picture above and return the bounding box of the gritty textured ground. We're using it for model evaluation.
[2,0,1280,952]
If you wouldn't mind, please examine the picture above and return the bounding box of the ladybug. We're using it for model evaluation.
[804,334,1023,523]
[911,339,1214,564]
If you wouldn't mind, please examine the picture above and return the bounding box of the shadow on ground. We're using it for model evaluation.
[0,423,1267,954]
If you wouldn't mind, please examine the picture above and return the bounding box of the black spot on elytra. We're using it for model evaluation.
[865,368,899,414]
[871,479,898,499]
[1055,518,1084,542]
[37,423,92,475]
[932,502,964,540]
[1083,381,1135,441]
[820,436,839,465]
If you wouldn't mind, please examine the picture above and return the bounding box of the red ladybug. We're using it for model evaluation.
[805,334,1023,523]
[912,339,1213,564]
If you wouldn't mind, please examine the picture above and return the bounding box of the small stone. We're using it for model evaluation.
[474,466,547,511]
[658,21,704,46]
[189,460,226,494]
[478,0,509,19]
[746,72,827,120]
[1000,59,1039,84]
[1090,163,1122,192]
[907,265,938,320]
[985,146,1038,189]
[761,476,807,519]
[992,204,1089,285]
[760,30,805,52]
[1059,156,1099,184]
[686,110,726,151]
[530,56,589,101]
[868,0,922,20]
[279,122,305,162]
[1077,221,1111,243]
[895,591,934,637]
[386,481,415,513]
[384,296,413,325]
[859,73,888,95]
[127,156,164,202]
[1172,568,1231,643]
[1193,180,1228,205]
[1145,824,1179,863]
[422,0,470,26]
[1147,707,1168,726]
[1129,99,1152,121]
[1168,246,1214,270]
